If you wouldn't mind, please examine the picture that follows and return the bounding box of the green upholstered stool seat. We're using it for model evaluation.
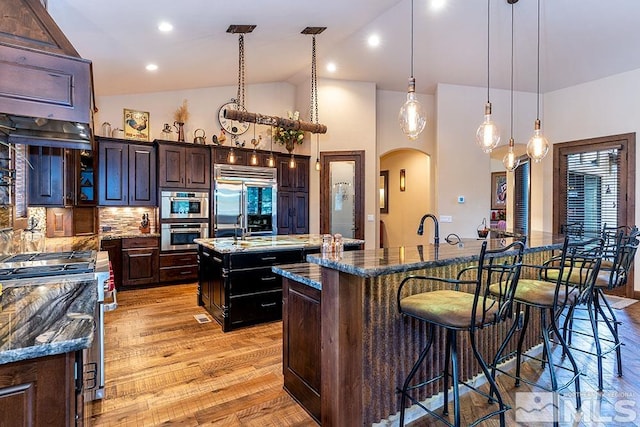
[495,278,579,307]
[400,290,498,329]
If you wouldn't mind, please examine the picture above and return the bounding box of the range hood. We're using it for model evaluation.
[0,0,93,150]
[0,114,91,150]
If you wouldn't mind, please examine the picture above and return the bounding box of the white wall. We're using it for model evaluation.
[95,82,297,154]
[544,68,640,290]
[376,90,436,247]
[307,79,378,248]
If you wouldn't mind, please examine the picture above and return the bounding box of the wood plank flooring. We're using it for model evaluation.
[89,283,640,426]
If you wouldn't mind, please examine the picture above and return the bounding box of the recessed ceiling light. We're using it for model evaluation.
[146,63,158,71]
[326,62,337,73]
[158,21,173,32]
[367,34,381,48]
[430,0,447,11]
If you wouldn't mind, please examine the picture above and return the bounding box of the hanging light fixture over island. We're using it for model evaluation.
[398,0,426,140]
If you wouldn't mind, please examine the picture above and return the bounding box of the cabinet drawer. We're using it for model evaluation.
[122,236,159,249]
[228,268,282,295]
[229,249,303,269]
[160,252,197,267]
[229,290,282,326]
[160,265,198,282]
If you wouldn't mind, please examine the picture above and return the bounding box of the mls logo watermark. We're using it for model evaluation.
[515,391,637,424]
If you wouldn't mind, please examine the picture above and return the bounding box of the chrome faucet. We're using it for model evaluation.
[417,213,440,246]
[234,213,245,242]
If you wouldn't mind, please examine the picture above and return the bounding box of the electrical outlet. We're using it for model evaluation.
[440,215,453,223]
[367,214,375,222]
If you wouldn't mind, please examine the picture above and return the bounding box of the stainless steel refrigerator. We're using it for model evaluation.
[213,164,278,237]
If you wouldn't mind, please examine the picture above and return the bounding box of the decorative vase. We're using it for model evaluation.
[174,121,185,142]
[285,139,295,154]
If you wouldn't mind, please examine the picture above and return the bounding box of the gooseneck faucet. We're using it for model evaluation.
[417,213,440,246]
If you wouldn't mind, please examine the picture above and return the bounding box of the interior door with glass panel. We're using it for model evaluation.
[320,151,364,240]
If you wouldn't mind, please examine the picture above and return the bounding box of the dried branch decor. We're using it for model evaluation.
[173,99,190,123]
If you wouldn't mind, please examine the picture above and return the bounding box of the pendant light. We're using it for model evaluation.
[526,0,549,162]
[303,27,325,172]
[476,0,501,153]
[398,0,426,140]
[503,0,520,172]
[267,125,275,167]
[249,123,259,165]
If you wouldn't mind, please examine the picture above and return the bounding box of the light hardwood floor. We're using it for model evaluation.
[89,283,640,426]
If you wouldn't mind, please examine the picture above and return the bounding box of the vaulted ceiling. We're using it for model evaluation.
[48,0,640,97]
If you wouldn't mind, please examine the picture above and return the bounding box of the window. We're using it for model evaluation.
[553,133,634,237]
[513,157,530,234]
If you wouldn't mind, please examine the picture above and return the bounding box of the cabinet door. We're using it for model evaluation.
[28,146,64,206]
[277,155,309,192]
[128,144,157,206]
[158,144,185,187]
[77,150,96,205]
[185,145,211,189]
[277,191,309,234]
[292,192,309,234]
[213,146,247,165]
[122,247,159,286]
[98,140,128,206]
[277,191,293,234]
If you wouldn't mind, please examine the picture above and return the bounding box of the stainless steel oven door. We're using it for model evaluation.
[161,222,209,251]
[161,191,209,220]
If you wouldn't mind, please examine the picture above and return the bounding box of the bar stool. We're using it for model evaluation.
[563,226,639,390]
[396,240,525,427]
[491,235,604,411]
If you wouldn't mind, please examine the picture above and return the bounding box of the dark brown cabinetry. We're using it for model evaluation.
[121,237,159,287]
[28,147,95,207]
[283,278,321,423]
[157,141,210,189]
[100,238,123,289]
[198,245,304,332]
[213,146,248,166]
[0,351,83,426]
[97,137,157,206]
[159,251,198,282]
[277,155,310,234]
[28,146,64,206]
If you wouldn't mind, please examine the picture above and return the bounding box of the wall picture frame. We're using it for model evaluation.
[380,170,389,214]
[123,108,150,141]
[491,171,507,210]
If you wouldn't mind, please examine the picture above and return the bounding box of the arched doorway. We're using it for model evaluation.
[379,149,431,248]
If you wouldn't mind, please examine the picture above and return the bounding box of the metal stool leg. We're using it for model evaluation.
[514,305,531,387]
[399,323,435,426]
[443,328,452,416]
[449,330,461,426]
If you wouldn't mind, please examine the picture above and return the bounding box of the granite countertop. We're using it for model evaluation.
[272,263,322,290]
[0,274,97,365]
[195,234,365,254]
[306,231,564,278]
[100,232,161,240]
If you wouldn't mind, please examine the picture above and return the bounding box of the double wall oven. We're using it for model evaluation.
[160,190,209,251]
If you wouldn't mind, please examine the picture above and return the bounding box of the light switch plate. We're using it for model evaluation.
[367,214,375,222]
[440,215,453,223]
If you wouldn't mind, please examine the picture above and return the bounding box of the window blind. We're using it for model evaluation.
[565,148,619,236]
[514,157,529,234]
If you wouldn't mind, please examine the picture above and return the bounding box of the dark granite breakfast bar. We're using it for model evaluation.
[276,232,563,426]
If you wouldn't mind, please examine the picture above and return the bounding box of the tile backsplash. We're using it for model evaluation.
[99,207,157,234]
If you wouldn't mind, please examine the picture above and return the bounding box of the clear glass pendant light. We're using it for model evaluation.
[526,0,549,162]
[476,0,500,153]
[503,1,519,172]
[398,0,426,140]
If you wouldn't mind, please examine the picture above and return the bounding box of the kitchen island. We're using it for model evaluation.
[276,232,563,426]
[195,234,364,332]
[0,275,97,425]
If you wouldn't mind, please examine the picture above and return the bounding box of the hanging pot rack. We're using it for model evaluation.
[224,24,328,135]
